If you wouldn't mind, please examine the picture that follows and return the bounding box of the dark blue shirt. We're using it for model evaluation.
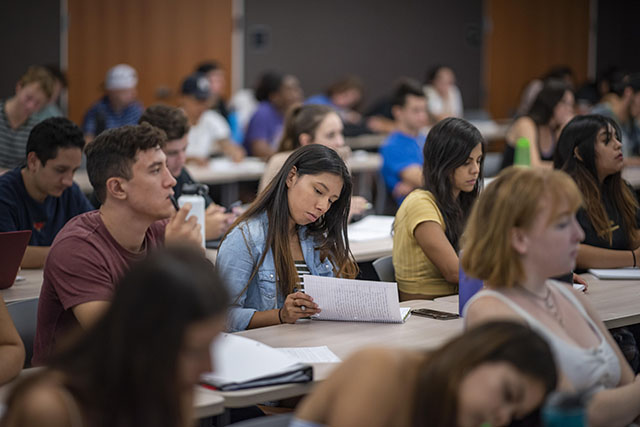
[0,168,94,246]
[82,96,143,136]
[380,131,425,204]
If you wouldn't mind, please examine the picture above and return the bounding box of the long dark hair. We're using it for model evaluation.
[554,114,638,245]
[223,144,358,298]
[423,117,484,249]
[413,321,557,427]
[528,80,570,126]
[26,247,228,427]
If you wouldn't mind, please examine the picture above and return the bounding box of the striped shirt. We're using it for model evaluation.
[81,96,143,136]
[294,260,311,289]
[0,100,42,169]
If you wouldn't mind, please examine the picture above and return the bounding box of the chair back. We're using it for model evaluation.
[7,297,39,368]
[372,255,395,282]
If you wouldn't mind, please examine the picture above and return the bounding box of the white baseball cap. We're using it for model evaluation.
[105,64,138,90]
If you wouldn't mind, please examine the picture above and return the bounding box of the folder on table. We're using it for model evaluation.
[201,334,312,391]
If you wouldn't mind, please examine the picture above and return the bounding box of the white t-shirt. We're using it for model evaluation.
[423,85,463,118]
[186,110,231,158]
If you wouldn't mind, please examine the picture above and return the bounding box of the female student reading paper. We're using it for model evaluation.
[392,117,483,300]
[258,104,368,217]
[554,114,640,269]
[217,144,358,332]
[463,167,640,427]
[293,321,557,427]
[1,247,228,427]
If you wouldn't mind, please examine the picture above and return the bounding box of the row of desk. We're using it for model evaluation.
[4,252,640,417]
[73,152,383,207]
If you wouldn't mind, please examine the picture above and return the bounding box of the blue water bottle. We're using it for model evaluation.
[542,391,587,427]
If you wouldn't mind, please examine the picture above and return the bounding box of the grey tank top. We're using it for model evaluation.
[465,280,621,394]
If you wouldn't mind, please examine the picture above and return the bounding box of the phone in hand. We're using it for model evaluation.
[410,308,459,320]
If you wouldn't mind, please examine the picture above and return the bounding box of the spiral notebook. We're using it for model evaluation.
[303,275,410,323]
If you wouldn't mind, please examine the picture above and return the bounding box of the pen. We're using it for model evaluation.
[169,195,180,211]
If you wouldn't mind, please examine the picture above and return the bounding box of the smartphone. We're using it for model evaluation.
[410,308,459,320]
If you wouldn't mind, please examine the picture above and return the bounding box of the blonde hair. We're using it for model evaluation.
[461,167,582,289]
[18,66,55,99]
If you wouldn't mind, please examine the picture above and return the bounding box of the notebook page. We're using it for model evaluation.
[303,275,404,323]
[277,346,341,363]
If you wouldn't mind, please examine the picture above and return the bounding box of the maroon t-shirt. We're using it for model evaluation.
[32,210,166,365]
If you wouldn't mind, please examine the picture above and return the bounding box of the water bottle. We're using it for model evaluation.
[178,183,208,248]
[542,391,587,427]
[514,137,531,167]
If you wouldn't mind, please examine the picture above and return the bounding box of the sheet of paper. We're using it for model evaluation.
[206,333,300,383]
[347,215,394,242]
[276,346,341,363]
[303,275,405,323]
[588,268,640,280]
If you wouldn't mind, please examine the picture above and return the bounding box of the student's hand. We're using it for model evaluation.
[165,202,203,249]
[392,181,414,200]
[186,157,209,168]
[572,273,588,291]
[280,292,320,323]
[350,196,370,217]
[229,144,246,163]
[205,204,235,240]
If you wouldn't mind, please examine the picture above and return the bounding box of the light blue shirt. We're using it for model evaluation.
[216,212,336,332]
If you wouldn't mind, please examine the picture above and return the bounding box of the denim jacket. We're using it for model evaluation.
[216,211,335,331]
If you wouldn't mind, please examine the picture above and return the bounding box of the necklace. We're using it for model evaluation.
[519,284,564,326]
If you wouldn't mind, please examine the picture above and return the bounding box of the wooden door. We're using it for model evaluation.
[484,0,591,119]
[67,0,232,125]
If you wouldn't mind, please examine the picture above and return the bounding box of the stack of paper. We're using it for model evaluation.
[347,215,394,242]
[201,334,312,391]
[588,268,640,280]
[303,275,410,323]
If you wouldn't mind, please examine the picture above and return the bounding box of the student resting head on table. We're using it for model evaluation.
[392,117,484,301]
[293,321,557,427]
[1,246,228,427]
[216,144,357,332]
[259,103,368,218]
[463,167,640,427]
[554,114,640,270]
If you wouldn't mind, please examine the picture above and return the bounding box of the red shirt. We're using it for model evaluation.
[33,210,166,365]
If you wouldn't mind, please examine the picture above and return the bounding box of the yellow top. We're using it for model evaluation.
[392,189,457,297]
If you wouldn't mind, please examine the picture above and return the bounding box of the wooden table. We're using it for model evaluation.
[1,269,43,304]
[217,299,462,407]
[435,275,640,329]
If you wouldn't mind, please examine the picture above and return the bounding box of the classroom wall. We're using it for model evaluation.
[596,0,640,77]
[484,0,590,119]
[0,0,61,99]
[66,0,233,126]
[243,0,484,112]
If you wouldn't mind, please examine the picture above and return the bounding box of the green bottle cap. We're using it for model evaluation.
[514,137,531,167]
